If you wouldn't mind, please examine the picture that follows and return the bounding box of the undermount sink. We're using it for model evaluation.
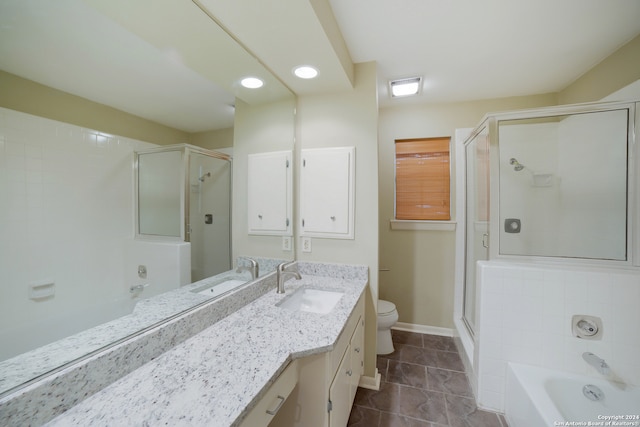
[277,288,344,314]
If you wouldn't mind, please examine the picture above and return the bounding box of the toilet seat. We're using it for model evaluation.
[378,299,396,315]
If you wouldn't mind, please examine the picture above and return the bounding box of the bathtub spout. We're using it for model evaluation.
[582,352,610,375]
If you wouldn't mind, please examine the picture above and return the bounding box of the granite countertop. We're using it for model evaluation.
[44,273,367,426]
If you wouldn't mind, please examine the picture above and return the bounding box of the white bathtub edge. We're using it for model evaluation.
[505,363,563,427]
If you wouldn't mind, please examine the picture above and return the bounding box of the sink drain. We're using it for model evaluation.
[583,384,605,402]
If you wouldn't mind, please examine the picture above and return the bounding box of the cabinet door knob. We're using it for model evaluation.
[330,216,336,221]
[346,369,353,376]
[258,214,263,219]
[354,347,361,353]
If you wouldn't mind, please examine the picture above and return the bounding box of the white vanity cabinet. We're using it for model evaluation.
[299,147,355,239]
[328,312,364,427]
[247,150,293,235]
[239,359,299,427]
[271,293,365,427]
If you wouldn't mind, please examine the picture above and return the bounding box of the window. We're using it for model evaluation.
[395,137,451,220]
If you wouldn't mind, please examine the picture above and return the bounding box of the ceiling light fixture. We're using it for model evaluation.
[240,77,264,89]
[389,76,422,98]
[293,65,319,79]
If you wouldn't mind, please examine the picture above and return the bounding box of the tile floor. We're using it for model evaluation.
[347,330,509,427]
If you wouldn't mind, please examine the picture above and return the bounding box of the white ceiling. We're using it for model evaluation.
[329,0,640,106]
[1,0,639,133]
[0,0,292,133]
[197,0,640,107]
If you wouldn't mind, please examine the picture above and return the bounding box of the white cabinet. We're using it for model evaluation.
[300,147,355,239]
[328,315,364,427]
[247,150,292,235]
[328,343,352,427]
[271,294,364,427]
[239,360,298,427]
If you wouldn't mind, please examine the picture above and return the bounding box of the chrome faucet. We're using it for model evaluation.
[236,258,259,280]
[582,352,610,375]
[276,261,301,294]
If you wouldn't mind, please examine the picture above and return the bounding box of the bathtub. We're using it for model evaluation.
[506,363,640,427]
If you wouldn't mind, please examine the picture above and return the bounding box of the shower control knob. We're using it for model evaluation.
[504,218,521,233]
[577,320,598,336]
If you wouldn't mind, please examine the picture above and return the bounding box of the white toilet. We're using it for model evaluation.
[377,299,399,355]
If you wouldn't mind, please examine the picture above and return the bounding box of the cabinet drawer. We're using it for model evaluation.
[239,360,299,427]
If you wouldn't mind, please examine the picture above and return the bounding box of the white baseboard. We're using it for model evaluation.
[358,370,381,391]
[392,322,454,337]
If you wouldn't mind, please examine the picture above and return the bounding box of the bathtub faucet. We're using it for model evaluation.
[129,283,149,293]
[582,352,610,375]
[236,258,259,280]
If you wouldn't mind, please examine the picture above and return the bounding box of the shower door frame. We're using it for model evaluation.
[184,145,233,279]
[486,100,637,267]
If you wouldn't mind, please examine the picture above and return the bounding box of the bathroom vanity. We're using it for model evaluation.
[241,292,364,427]
[264,293,364,427]
[25,262,368,427]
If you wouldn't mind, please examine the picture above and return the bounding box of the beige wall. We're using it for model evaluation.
[559,34,640,105]
[0,70,190,146]
[232,97,296,261]
[379,33,640,331]
[295,61,379,378]
[191,127,234,150]
[378,94,557,330]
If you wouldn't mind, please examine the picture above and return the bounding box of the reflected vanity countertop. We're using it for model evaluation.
[44,267,367,427]
[0,270,252,394]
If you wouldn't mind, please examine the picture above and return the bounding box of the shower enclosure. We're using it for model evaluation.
[460,100,637,336]
[135,144,232,282]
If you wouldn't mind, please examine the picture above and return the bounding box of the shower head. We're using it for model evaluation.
[509,158,525,172]
[198,172,211,182]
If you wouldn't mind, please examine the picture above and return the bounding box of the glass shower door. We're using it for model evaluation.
[188,151,232,282]
[463,126,490,334]
[137,149,182,237]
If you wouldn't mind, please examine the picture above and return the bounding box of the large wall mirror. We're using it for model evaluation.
[0,0,295,396]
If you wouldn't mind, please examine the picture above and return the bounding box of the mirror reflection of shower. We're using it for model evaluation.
[136,144,232,282]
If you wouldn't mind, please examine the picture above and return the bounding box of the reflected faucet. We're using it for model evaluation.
[276,261,301,294]
[582,352,610,375]
[236,258,259,280]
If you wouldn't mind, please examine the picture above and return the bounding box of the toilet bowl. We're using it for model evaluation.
[377,299,399,355]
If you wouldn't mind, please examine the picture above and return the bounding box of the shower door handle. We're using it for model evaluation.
[482,233,489,249]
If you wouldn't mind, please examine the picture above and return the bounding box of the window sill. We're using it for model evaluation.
[389,220,456,231]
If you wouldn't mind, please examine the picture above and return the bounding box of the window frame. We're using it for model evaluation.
[393,136,454,226]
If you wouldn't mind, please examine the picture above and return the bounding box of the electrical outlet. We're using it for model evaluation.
[302,237,312,253]
[282,236,292,251]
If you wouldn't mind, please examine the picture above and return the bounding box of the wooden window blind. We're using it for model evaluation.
[395,137,451,220]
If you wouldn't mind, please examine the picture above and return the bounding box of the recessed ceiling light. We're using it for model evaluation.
[389,77,422,97]
[240,77,264,89]
[293,66,319,79]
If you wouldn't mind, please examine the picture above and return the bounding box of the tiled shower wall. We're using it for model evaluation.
[476,260,640,412]
[0,107,157,359]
